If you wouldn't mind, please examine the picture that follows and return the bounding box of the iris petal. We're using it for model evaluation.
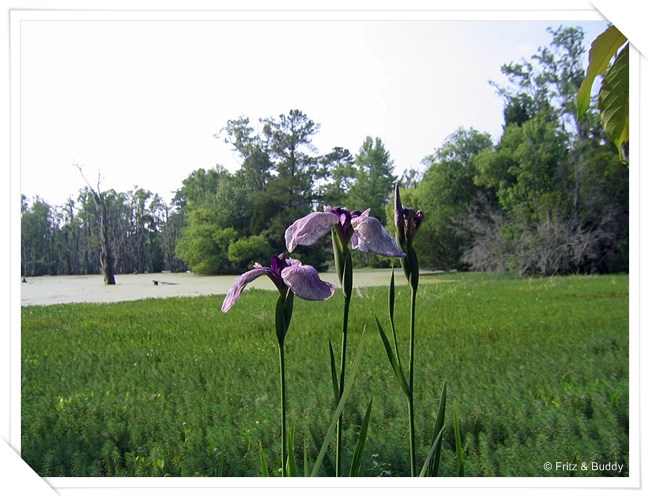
[350,232,363,251]
[281,265,336,301]
[221,266,274,312]
[351,214,406,258]
[285,211,340,252]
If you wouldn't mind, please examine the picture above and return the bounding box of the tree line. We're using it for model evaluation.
[21,110,398,277]
[21,26,628,278]
[405,26,628,276]
[21,186,186,278]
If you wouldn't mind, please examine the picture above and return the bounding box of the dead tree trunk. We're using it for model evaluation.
[91,189,116,285]
[76,164,116,285]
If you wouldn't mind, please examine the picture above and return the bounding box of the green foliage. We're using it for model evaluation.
[598,44,629,158]
[227,235,274,269]
[22,273,629,477]
[318,147,356,207]
[494,26,587,128]
[477,113,568,223]
[175,210,235,274]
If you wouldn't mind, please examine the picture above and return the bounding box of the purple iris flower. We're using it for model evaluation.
[394,184,425,245]
[221,254,336,313]
[285,206,406,258]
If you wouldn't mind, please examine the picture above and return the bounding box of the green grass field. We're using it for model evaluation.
[21,272,629,477]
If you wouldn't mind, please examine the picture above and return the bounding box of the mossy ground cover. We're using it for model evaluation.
[21,272,629,477]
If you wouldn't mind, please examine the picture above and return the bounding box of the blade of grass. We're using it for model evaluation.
[259,442,269,477]
[349,398,373,477]
[454,402,464,477]
[286,419,297,477]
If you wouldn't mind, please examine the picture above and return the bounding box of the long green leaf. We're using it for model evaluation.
[453,402,464,477]
[427,380,447,477]
[344,249,353,298]
[328,339,340,405]
[599,43,629,158]
[408,248,419,293]
[375,316,410,397]
[275,294,287,345]
[349,398,373,477]
[283,290,294,334]
[577,25,627,119]
[259,442,269,477]
[311,329,366,477]
[419,424,445,477]
[388,268,401,369]
[218,446,225,477]
[389,267,396,328]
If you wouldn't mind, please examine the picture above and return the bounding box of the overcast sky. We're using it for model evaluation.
[18,12,610,208]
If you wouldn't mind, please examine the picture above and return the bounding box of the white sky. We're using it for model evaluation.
[18,13,609,208]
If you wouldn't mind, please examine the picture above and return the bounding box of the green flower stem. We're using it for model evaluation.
[332,230,353,478]
[278,338,287,477]
[408,285,417,477]
[275,290,293,477]
[336,292,351,477]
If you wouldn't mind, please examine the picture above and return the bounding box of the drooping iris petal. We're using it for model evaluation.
[221,266,275,313]
[350,232,366,252]
[351,213,406,258]
[285,211,340,252]
[281,264,336,301]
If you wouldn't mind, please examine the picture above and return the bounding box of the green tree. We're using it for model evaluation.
[227,235,274,269]
[493,26,588,135]
[416,128,494,269]
[347,137,396,224]
[51,198,82,275]
[175,209,237,275]
[261,109,323,215]
[319,146,356,207]
[475,113,569,225]
[216,110,330,269]
[21,195,55,276]
[218,116,273,194]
